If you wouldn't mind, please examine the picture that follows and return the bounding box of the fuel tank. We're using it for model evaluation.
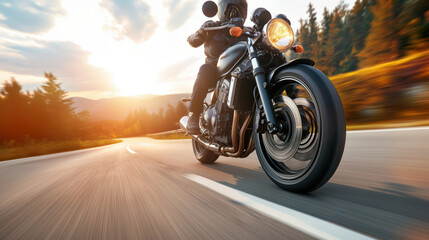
[217,41,247,77]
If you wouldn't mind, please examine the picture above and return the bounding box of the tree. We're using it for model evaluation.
[338,0,374,73]
[358,0,400,67]
[397,0,429,54]
[164,104,177,130]
[307,3,319,58]
[28,88,48,139]
[0,78,30,142]
[321,6,347,75]
[175,101,188,120]
[296,19,310,59]
[349,0,374,52]
[40,72,75,139]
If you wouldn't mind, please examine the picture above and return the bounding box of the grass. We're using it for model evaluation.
[0,139,122,162]
[146,130,191,140]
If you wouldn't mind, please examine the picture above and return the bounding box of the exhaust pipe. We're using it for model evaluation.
[179,115,222,154]
[180,113,253,158]
[195,137,222,153]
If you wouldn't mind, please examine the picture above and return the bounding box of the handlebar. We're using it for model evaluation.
[202,24,258,38]
[201,24,232,32]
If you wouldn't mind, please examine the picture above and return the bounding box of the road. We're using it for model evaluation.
[0,127,428,239]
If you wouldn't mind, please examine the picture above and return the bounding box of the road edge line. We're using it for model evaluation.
[347,126,429,134]
[185,174,375,240]
[126,144,137,154]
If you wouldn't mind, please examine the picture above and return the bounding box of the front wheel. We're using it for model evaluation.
[254,65,346,193]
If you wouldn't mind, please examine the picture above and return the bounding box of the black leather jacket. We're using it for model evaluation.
[187,21,247,65]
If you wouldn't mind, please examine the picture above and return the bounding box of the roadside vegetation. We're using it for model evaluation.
[332,50,429,125]
[0,139,122,162]
[0,73,125,160]
[146,130,191,140]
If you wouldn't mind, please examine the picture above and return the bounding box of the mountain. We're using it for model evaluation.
[71,93,190,121]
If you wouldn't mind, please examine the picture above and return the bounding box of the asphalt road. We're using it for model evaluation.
[0,127,428,240]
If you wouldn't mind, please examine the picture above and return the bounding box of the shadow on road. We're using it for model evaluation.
[204,162,429,224]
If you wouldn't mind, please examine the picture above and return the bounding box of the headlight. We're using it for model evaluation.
[263,18,294,52]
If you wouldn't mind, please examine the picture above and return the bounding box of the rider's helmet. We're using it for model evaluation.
[217,0,248,23]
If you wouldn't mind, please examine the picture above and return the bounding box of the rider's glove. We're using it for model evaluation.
[198,20,218,39]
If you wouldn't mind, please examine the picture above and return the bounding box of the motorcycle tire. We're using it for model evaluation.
[192,138,220,164]
[254,64,346,193]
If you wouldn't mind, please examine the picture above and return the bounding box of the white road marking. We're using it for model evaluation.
[348,126,429,134]
[185,174,374,240]
[126,144,136,154]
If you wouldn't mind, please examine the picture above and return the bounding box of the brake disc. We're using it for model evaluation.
[293,98,319,161]
[261,96,302,163]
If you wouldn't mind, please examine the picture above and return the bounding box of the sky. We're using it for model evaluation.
[0,0,355,99]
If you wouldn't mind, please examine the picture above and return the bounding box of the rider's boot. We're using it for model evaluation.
[187,112,201,135]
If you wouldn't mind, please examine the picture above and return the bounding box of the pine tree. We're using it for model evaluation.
[350,0,374,52]
[296,19,310,59]
[40,72,75,139]
[0,78,30,142]
[338,0,374,72]
[307,3,319,59]
[321,7,346,75]
[315,8,333,74]
[164,104,177,130]
[397,0,429,54]
[28,88,48,139]
[175,101,188,120]
[358,0,400,67]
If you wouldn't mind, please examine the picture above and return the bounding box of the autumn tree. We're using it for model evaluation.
[296,19,310,59]
[358,0,400,67]
[307,3,319,59]
[338,0,374,72]
[315,8,333,74]
[396,0,429,54]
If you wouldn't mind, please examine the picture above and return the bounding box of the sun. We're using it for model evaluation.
[112,67,163,96]
[89,47,164,96]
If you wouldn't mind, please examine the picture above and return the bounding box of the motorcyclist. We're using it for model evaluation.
[186,0,248,135]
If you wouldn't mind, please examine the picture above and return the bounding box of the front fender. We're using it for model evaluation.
[267,58,315,84]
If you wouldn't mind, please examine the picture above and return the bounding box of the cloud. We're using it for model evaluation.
[0,0,65,34]
[164,0,199,31]
[0,40,114,92]
[101,0,157,43]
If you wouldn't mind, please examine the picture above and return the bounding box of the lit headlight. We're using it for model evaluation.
[263,18,294,52]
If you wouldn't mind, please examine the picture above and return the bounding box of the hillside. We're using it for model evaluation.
[71,93,190,121]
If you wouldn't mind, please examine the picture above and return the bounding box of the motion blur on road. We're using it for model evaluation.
[0,127,428,240]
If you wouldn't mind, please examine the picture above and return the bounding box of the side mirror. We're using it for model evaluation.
[202,1,218,18]
[251,8,272,30]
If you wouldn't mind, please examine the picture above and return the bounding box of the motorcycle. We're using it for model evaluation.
[180,1,346,193]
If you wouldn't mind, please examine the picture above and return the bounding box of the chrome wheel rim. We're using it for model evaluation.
[259,76,321,180]
[261,96,302,162]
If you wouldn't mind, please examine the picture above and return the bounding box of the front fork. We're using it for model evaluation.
[247,38,280,134]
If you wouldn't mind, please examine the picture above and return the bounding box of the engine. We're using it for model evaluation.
[202,79,233,145]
